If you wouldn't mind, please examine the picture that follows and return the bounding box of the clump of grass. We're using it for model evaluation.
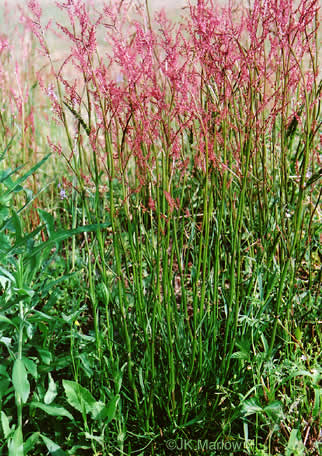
[0,0,320,454]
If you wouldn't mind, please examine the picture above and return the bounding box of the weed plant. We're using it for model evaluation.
[0,0,321,455]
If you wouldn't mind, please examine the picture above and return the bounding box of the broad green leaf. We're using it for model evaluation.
[30,402,73,420]
[264,401,283,420]
[1,411,11,438]
[286,429,305,456]
[89,395,120,422]
[44,373,58,404]
[241,398,263,416]
[78,353,94,378]
[8,426,23,456]
[40,434,66,455]
[294,327,302,341]
[105,395,120,424]
[23,432,40,454]
[90,400,106,420]
[63,380,96,415]
[36,347,53,365]
[12,359,30,404]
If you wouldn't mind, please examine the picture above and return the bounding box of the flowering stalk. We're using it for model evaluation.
[23,0,321,442]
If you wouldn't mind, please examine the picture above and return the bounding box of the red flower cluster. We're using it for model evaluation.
[26,0,320,202]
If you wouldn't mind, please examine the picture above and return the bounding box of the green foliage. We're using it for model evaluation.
[0,151,119,455]
[0,0,320,454]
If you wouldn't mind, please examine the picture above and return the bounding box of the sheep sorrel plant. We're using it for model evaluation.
[0,0,318,453]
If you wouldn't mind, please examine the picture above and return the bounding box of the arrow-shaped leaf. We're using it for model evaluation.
[8,426,23,456]
[12,359,30,404]
[30,402,73,420]
[63,380,95,415]
[40,434,66,456]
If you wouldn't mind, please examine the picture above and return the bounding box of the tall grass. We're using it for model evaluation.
[0,0,321,455]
